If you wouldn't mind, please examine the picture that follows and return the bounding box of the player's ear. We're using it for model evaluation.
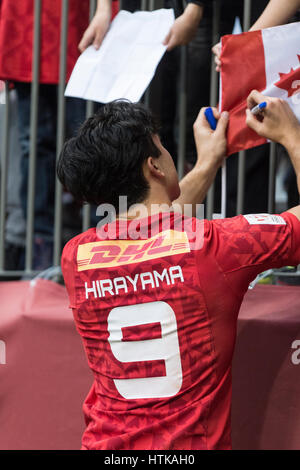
[147,156,165,178]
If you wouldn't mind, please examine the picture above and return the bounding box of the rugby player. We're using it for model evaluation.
[58,90,300,450]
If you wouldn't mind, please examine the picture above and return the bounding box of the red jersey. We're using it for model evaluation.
[0,0,119,84]
[61,211,300,450]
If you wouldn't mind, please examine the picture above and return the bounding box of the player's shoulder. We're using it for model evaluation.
[171,212,256,238]
[207,212,290,233]
[61,227,97,263]
[202,212,297,255]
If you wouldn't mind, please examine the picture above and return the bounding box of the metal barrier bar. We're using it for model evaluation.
[243,0,252,30]
[141,0,148,12]
[206,0,221,219]
[0,83,10,271]
[53,0,69,266]
[88,0,97,25]
[141,0,151,109]
[177,46,187,180]
[236,0,252,215]
[268,142,277,213]
[25,0,41,272]
[148,0,155,12]
[236,150,246,215]
[1,269,40,277]
[0,0,291,278]
[82,203,92,232]
[82,0,97,232]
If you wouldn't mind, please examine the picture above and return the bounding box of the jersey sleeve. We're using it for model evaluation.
[206,212,300,297]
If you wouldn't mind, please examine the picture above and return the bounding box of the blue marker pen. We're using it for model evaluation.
[251,101,267,115]
[204,107,217,130]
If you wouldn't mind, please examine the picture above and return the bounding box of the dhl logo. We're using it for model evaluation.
[77,230,190,271]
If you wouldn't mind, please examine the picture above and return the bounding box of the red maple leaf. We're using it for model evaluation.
[274,55,300,97]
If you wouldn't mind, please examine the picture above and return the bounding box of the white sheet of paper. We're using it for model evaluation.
[65,9,175,103]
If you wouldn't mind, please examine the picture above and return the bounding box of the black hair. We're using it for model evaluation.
[57,100,161,210]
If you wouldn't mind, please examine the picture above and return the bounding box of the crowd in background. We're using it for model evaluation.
[0,0,299,276]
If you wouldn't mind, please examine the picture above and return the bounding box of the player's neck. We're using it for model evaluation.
[118,186,173,220]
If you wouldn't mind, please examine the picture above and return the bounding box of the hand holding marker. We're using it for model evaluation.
[204,101,267,130]
[204,107,217,130]
[251,101,267,115]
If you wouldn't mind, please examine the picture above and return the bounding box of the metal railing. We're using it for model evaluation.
[0,0,293,279]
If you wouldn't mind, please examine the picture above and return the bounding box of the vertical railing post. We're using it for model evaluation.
[82,0,97,232]
[85,0,96,117]
[0,83,10,271]
[25,0,41,273]
[141,0,148,12]
[142,0,151,109]
[268,142,277,213]
[206,0,221,219]
[243,0,252,30]
[149,0,155,11]
[236,0,252,215]
[236,153,246,214]
[177,45,187,180]
[53,0,69,266]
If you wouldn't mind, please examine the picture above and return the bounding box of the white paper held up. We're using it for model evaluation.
[65,9,175,103]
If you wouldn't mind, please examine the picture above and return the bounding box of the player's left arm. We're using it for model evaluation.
[78,0,112,52]
[173,107,228,215]
[208,211,300,300]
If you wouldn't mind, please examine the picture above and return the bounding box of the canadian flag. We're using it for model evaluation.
[220,21,300,156]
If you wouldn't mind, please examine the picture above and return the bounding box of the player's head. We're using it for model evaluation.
[57,100,179,212]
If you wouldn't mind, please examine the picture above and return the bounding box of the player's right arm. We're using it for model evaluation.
[245,90,300,221]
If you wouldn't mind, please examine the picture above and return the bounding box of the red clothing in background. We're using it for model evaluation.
[0,0,119,84]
